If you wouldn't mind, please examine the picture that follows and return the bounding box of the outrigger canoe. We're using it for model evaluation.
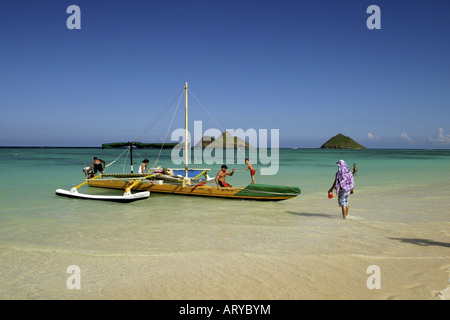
[57,83,301,202]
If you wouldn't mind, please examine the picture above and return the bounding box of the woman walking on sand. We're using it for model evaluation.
[329,160,354,219]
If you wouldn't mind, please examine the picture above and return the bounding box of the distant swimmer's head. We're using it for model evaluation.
[142,159,149,164]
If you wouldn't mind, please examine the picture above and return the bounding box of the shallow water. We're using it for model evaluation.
[0,148,449,299]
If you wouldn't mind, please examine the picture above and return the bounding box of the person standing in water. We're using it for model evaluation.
[353,163,358,175]
[328,160,354,219]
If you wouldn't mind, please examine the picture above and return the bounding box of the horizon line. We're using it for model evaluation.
[1,146,449,151]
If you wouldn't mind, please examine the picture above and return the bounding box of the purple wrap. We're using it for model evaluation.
[335,160,354,192]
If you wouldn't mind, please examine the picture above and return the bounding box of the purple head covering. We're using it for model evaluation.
[335,160,354,192]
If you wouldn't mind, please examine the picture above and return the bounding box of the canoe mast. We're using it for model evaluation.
[184,82,189,184]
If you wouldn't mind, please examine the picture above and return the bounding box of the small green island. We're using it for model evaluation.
[320,133,366,149]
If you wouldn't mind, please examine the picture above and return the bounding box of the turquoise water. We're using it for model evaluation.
[2,147,449,219]
[0,148,449,299]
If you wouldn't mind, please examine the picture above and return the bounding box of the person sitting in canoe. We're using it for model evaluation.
[88,157,106,178]
[162,167,174,176]
[216,165,235,188]
[139,159,151,174]
[152,167,174,176]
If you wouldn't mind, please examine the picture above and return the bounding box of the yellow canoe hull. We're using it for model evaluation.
[87,179,300,201]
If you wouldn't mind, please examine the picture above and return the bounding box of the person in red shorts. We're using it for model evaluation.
[242,158,256,184]
[215,165,235,188]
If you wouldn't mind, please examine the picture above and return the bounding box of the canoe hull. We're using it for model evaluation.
[87,180,300,201]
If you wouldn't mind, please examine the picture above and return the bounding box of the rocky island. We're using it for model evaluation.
[320,133,366,149]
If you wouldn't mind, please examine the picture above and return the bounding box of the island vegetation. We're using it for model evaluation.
[320,133,366,149]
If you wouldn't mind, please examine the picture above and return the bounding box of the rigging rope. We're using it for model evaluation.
[133,88,185,143]
[149,89,184,168]
[122,147,130,174]
[104,147,130,171]
[103,88,184,173]
[188,88,226,133]
[188,87,291,189]
[189,88,244,164]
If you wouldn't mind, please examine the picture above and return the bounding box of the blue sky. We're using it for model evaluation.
[0,0,449,148]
